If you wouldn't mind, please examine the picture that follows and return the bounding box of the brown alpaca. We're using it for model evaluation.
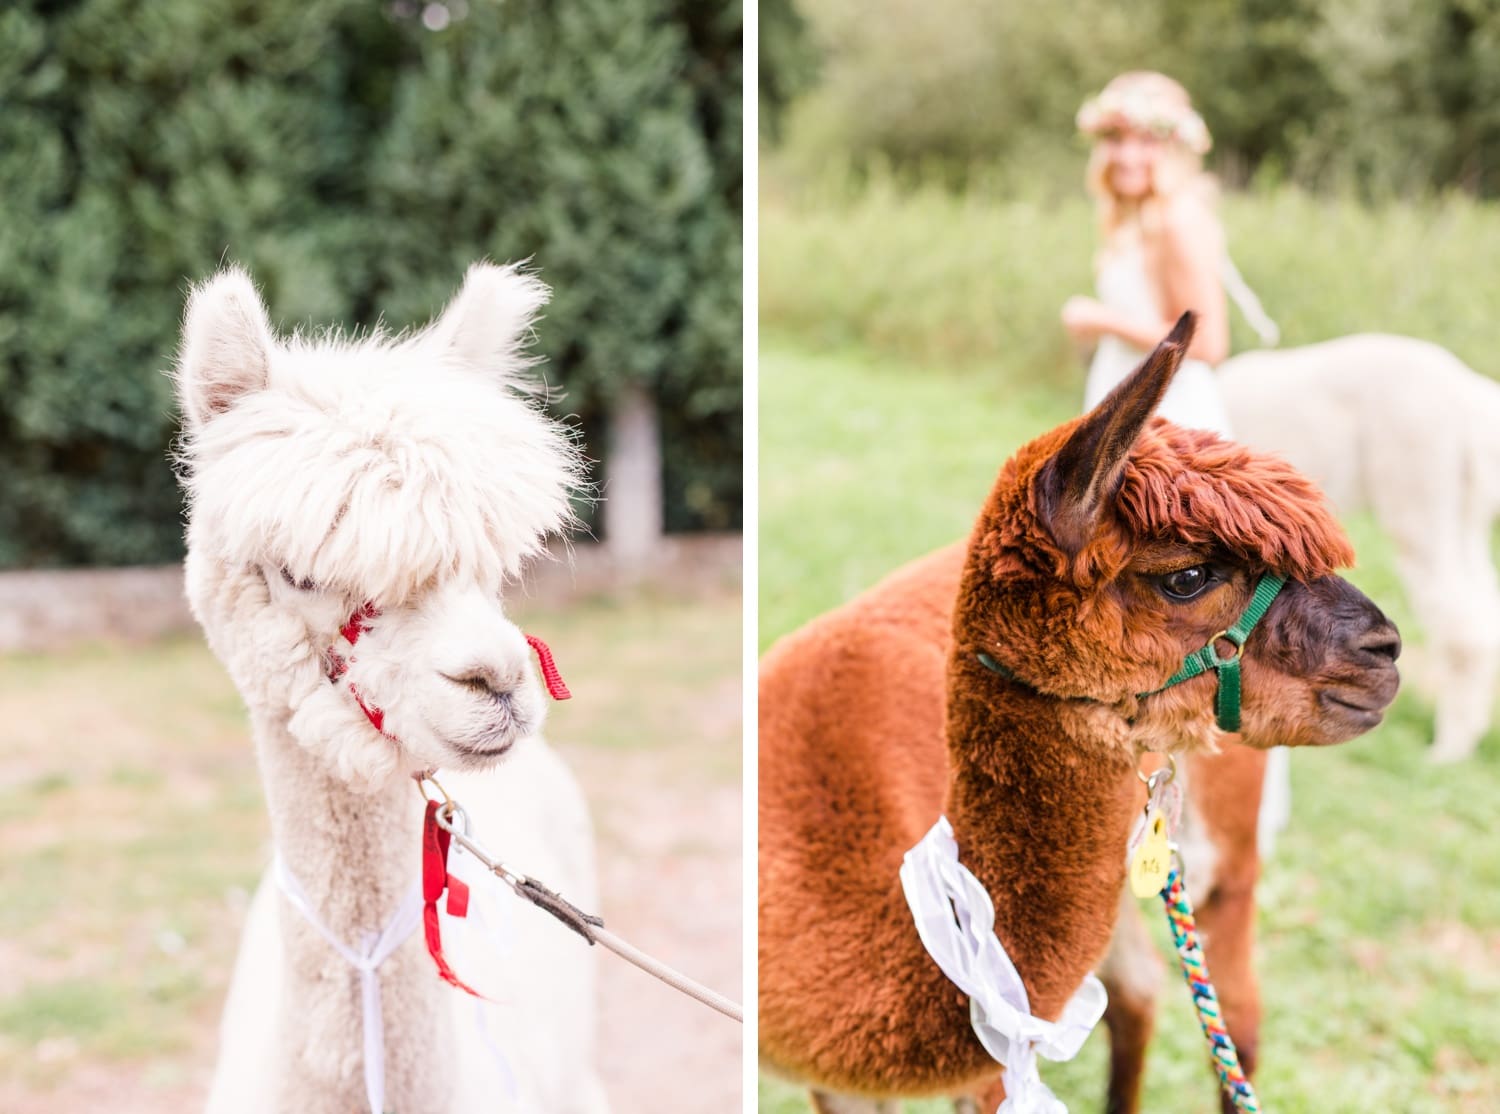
[757,317,1400,1110]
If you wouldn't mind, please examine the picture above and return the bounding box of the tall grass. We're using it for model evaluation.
[761,166,1500,383]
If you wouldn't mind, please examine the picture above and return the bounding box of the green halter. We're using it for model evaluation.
[976,573,1288,733]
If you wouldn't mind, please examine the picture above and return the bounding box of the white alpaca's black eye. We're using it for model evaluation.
[279,566,318,592]
[1159,565,1212,601]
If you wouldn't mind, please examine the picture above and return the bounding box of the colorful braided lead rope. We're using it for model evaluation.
[1161,866,1261,1113]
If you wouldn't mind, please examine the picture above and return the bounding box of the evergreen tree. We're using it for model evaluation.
[0,0,740,568]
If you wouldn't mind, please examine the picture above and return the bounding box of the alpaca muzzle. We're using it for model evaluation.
[323,601,572,739]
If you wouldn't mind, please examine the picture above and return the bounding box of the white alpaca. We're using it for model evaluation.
[1220,334,1500,762]
[176,264,611,1113]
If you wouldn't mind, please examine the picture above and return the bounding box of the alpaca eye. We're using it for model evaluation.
[279,566,318,592]
[1159,565,1212,600]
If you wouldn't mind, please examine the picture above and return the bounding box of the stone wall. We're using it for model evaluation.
[0,534,742,653]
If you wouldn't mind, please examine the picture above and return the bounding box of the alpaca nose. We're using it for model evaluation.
[1355,623,1401,663]
[443,664,518,700]
[1356,623,1398,665]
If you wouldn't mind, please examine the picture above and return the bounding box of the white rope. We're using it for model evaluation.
[274,857,423,1114]
[900,818,1107,1114]
[1220,256,1280,348]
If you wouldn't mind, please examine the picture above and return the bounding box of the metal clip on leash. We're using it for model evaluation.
[419,774,743,1024]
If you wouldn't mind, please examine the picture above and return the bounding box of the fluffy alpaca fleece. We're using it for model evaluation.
[1220,334,1500,763]
[757,318,1401,1110]
[177,264,608,1114]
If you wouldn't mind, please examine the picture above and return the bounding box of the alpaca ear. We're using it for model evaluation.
[1038,312,1196,554]
[424,262,549,376]
[176,267,276,430]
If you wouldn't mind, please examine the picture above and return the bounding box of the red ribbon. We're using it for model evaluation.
[525,633,572,701]
[325,602,390,734]
[421,799,482,997]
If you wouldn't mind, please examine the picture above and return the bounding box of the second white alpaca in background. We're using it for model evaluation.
[1221,333,1500,763]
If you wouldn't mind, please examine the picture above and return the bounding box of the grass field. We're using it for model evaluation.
[0,580,742,1113]
[757,334,1500,1113]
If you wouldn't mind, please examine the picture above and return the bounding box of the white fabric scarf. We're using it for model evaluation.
[900,818,1108,1114]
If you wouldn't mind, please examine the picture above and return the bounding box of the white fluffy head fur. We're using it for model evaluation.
[175,263,583,788]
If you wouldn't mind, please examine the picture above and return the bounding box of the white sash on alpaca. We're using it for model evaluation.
[900,818,1107,1114]
[274,857,424,1114]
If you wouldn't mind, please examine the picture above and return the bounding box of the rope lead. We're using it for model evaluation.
[1161,866,1261,1112]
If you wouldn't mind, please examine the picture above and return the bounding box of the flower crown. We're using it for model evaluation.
[1076,87,1212,155]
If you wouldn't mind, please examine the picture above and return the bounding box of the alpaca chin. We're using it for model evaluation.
[406,677,547,774]
[1123,687,1229,754]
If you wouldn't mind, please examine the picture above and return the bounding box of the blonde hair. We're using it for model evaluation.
[1081,72,1217,252]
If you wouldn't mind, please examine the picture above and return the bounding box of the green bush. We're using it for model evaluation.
[0,0,740,568]
[778,0,1500,198]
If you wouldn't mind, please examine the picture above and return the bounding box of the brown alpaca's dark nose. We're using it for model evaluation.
[1355,623,1401,663]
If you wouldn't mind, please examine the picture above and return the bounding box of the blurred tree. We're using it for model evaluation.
[369,0,741,553]
[1142,0,1329,186]
[0,0,740,569]
[780,0,1156,186]
[780,0,1500,199]
[759,0,819,140]
[0,0,387,567]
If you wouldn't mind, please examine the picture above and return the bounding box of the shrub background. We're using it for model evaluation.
[770,0,1500,198]
[0,0,741,568]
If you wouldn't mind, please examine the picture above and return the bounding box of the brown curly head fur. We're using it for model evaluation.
[955,314,1392,752]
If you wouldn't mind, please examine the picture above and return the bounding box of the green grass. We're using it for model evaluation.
[757,335,1500,1113]
[0,584,739,1095]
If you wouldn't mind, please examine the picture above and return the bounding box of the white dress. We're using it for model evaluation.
[1079,243,1291,857]
[1082,245,1233,436]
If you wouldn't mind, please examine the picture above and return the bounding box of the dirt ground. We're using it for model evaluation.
[574,744,743,1113]
[0,748,740,1113]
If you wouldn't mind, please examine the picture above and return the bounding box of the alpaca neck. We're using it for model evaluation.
[940,629,1140,1023]
[255,712,453,1114]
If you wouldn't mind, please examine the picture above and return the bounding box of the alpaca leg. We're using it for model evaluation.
[972,1077,1007,1113]
[1427,529,1500,763]
[1403,562,1497,763]
[1255,747,1291,859]
[809,1090,899,1113]
[1097,891,1164,1114]
[1370,435,1496,761]
[1429,630,1500,763]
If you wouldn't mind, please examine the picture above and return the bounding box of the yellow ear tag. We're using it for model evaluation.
[1129,812,1171,899]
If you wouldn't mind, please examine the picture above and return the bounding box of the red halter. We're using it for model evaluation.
[321,602,573,1002]
[323,602,572,736]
